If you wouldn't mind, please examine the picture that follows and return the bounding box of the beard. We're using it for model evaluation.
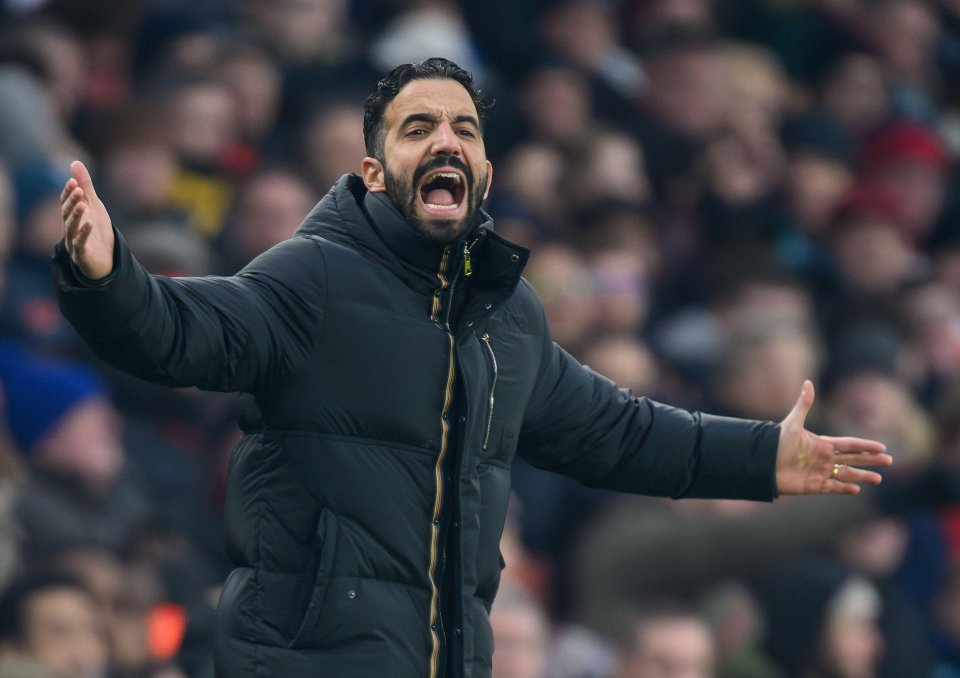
[384,155,487,244]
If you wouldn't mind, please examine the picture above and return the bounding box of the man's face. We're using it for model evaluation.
[19,587,108,678]
[617,618,716,678]
[363,78,493,243]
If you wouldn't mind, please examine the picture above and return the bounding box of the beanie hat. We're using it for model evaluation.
[859,120,949,174]
[0,342,106,453]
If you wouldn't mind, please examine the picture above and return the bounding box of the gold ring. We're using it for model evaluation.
[831,463,841,480]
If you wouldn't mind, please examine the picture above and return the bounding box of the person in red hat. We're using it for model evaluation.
[858,119,951,245]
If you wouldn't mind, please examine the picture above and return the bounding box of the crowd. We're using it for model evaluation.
[1,0,959,676]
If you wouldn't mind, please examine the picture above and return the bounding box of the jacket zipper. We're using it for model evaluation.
[462,235,481,278]
[445,269,461,331]
[429,246,455,678]
[430,247,452,323]
[445,236,481,331]
[480,333,498,451]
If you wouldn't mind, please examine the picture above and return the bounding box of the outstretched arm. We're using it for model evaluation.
[55,161,325,393]
[775,380,892,495]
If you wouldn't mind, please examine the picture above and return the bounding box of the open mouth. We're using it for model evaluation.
[418,170,466,213]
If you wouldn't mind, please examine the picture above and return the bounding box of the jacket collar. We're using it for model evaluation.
[361,189,484,276]
[295,174,529,303]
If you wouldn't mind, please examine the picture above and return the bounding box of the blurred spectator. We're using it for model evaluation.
[240,0,351,66]
[822,321,936,468]
[296,98,367,192]
[717,42,790,144]
[161,74,245,240]
[711,318,821,421]
[818,52,891,141]
[0,342,150,555]
[701,581,768,678]
[753,558,885,678]
[53,546,193,678]
[214,166,318,274]
[215,40,284,156]
[584,248,652,337]
[861,0,941,119]
[0,22,85,166]
[832,510,938,678]
[631,28,723,210]
[1,161,77,352]
[491,584,551,678]
[823,181,931,297]
[240,0,376,143]
[611,602,716,678]
[523,242,596,357]
[4,16,86,125]
[903,279,960,394]
[858,119,950,246]
[0,571,108,678]
[495,142,566,232]
[370,0,488,83]
[582,335,660,396]
[517,60,596,149]
[538,0,645,106]
[94,102,182,227]
[776,111,856,273]
[560,130,652,214]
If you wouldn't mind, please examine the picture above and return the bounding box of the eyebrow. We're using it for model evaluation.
[399,113,481,130]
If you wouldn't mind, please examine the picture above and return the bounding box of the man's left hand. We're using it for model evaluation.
[776,380,893,495]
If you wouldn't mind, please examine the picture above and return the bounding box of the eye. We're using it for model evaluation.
[457,128,476,138]
[406,128,427,137]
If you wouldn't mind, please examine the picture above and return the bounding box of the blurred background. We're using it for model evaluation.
[0,0,959,676]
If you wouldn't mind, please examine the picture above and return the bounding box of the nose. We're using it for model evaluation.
[431,122,461,156]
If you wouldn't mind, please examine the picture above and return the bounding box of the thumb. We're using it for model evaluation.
[70,160,99,200]
[783,379,815,429]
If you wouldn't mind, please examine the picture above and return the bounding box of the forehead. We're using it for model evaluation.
[383,78,479,128]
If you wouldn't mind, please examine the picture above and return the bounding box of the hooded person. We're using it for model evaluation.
[754,558,884,678]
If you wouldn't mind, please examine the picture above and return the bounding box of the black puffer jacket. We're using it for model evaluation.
[54,175,781,678]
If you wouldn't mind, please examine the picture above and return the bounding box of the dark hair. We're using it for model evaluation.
[0,571,91,641]
[362,57,488,159]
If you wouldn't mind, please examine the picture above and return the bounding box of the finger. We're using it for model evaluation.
[65,203,89,248]
[71,160,99,201]
[72,222,92,256]
[61,187,84,221]
[820,435,888,454]
[60,177,78,204]
[834,451,894,468]
[834,464,884,485]
[784,380,815,429]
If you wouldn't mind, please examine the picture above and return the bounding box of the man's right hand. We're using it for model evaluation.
[61,160,115,280]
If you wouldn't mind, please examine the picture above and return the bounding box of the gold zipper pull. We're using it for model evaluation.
[463,242,473,277]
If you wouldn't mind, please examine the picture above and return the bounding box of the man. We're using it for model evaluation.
[54,58,890,678]
[489,585,549,678]
[612,604,716,678]
[0,571,108,678]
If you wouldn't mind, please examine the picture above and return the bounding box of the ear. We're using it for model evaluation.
[361,157,386,193]
[482,160,493,201]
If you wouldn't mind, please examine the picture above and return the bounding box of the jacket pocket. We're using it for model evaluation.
[290,507,339,648]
